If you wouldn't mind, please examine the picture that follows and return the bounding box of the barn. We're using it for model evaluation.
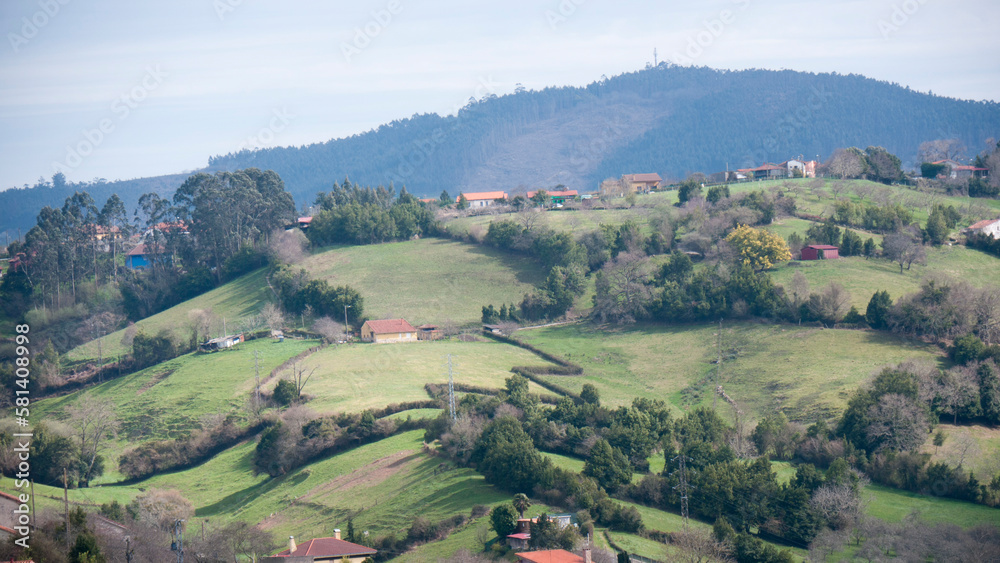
[801,244,840,260]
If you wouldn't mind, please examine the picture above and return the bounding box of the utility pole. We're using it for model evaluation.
[653,47,657,66]
[671,455,693,531]
[125,537,134,563]
[344,304,352,338]
[64,468,70,550]
[713,319,722,411]
[445,354,457,421]
[252,350,262,414]
[172,519,184,563]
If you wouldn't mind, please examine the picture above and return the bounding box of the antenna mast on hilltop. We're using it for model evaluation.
[653,47,658,66]
[445,354,457,421]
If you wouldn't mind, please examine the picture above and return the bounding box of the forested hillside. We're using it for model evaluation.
[5,65,1000,237]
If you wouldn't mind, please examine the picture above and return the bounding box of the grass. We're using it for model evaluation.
[3,430,511,544]
[35,337,319,482]
[289,339,560,415]
[66,268,272,362]
[769,246,1000,310]
[919,423,1000,482]
[865,484,1000,528]
[517,321,942,422]
[300,238,545,327]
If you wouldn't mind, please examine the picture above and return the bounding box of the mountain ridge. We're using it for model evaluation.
[4,65,999,237]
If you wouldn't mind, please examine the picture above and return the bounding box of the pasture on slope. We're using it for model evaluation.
[67,269,272,362]
[36,337,319,482]
[67,237,543,362]
[769,245,1000,310]
[517,322,942,422]
[300,238,544,326]
[292,339,560,414]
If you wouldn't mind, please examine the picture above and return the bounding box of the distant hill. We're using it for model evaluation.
[5,65,1000,237]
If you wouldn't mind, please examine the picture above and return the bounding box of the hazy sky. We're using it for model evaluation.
[2,0,998,190]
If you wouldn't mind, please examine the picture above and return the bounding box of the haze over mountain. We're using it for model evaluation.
[4,64,1000,237]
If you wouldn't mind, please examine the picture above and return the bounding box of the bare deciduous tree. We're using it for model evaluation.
[827,148,864,179]
[130,489,195,532]
[917,138,967,163]
[312,316,344,342]
[866,393,929,452]
[593,251,652,323]
[269,228,309,264]
[67,396,119,484]
[260,302,285,332]
[670,529,734,563]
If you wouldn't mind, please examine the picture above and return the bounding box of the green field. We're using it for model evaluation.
[442,193,676,240]
[919,423,1000,481]
[518,322,942,422]
[769,245,1000,310]
[67,269,273,362]
[291,339,560,414]
[300,238,545,328]
[36,337,319,482]
[1,430,510,544]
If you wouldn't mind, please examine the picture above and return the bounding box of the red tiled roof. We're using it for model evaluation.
[624,173,662,182]
[526,190,579,198]
[968,219,1000,230]
[507,533,531,540]
[952,165,989,171]
[364,319,416,334]
[461,191,507,201]
[298,216,313,224]
[274,537,376,558]
[515,549,585,563]
[805,245,839,250]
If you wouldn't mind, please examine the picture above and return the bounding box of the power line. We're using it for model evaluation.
[444,354,457,421]
[671,454,694,531]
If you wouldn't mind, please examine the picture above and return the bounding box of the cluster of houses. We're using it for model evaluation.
[736,159,819,180]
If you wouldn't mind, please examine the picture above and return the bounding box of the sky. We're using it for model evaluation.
[1,0,998,191]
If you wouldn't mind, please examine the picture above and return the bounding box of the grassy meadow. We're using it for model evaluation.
[517,321,943,422]
[300,238,545,327]
[286,339,560,414]
[67,269,272,362]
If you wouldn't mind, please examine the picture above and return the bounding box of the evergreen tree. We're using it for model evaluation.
[865,290,893,330]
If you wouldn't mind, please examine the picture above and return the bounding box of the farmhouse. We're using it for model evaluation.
[125,244,168,270]
[200,333,244,352]
[738,163,787,180]
[515,549,591,563]
[965,218,1000,239]
[621,173,662,193]
[932,159,990,180]
[801,244,840,260]
[361,319,417,343]
[459,191,508,207]
[262,532,377,563]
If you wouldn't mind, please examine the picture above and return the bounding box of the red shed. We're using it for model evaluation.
[801,244,839,260]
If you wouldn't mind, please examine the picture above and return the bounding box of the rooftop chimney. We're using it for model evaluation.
[583,547,592,563]
[289,536,297,553]
[333,529,341,540]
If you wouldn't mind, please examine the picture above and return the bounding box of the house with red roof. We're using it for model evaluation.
[361,319,418,343]
[125,243,168,270]
[459,191,508,207]
[262,531,376,563]
[932,160,990,180]
[621,173,662,193]
[965,218,1000,240]
[516,548,591,563]
[738,163,787,180]
[526,190,580,205]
